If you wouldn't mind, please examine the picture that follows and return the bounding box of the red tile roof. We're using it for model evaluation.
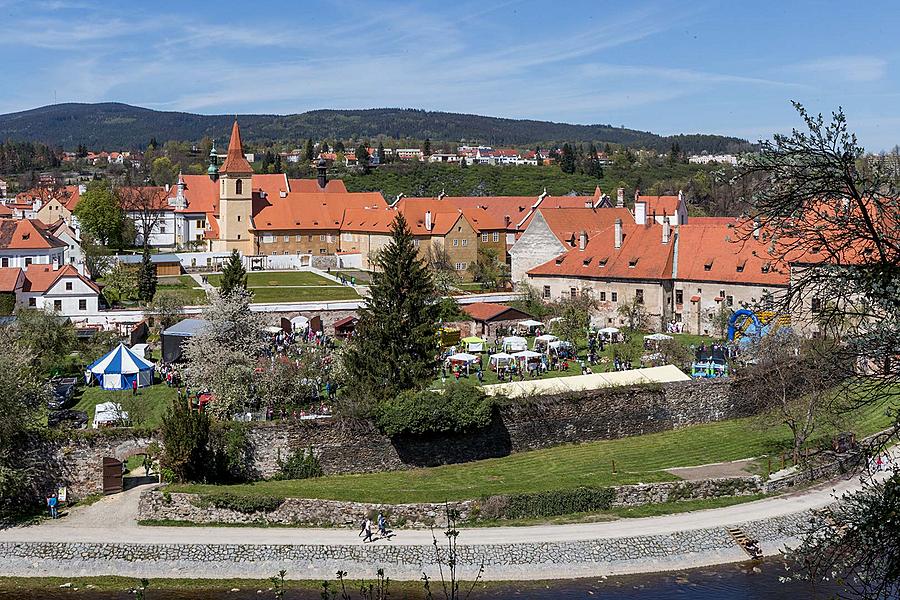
[637,194,680,217]
[23,263,101,294]
[0,267,23,292]
[539,207,634,247]
[461,302,531,321]
[252,191,386,232]
[341,207,397,233]
[676,224,789,286]
[289,179,348,193]
[220,120,253,174]
[0,219,66,250]
[394,198,469,236]
[528,222,675,281]
[119,186,171,211]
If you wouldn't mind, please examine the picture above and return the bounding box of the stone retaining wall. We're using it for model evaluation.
[48,379,754,498]
[138,477,764,528]
[0,510,817,581]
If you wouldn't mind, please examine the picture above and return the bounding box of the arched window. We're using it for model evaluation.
[235,179,243,195]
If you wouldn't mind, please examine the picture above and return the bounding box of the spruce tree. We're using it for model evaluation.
[356,143,370,174]
[560,143,576,174]
[423,137,432,156]
[219,250,247,297]
[137,248,157,304]
[377,141,386,163]
[342,213,439,404]
[304,139,315,161]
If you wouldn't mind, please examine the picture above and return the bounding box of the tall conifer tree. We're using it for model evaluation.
[219,250,247,297]
[137,248,157,304]
[342,213,438,403]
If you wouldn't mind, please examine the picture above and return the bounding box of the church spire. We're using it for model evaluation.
[220,119,253,174]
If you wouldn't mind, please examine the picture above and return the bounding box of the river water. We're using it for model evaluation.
[0,561,843,599]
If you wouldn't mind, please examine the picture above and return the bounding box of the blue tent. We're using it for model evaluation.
[85,343,156,390]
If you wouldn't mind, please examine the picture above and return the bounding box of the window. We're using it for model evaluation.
[28,297,36,307]
[263,234,274,244]
[811,297,822,313]
[25,258,32,266]
[319,248,326,254]
[413,239,420,248]
[635,289,644,304]
[461,239,468,247]
[308,235,314,241]
[196,234,202,241]
[675,289,683,305]
[271,251,277,256]
[196,220,205,228]
[611,292,618,302]
[237,234,241,240]
[493,232,500,242]
[159,225,166,233]
[599,291,606,301]
[53,300,62,311]
[284,235,290,242]
[719,290,726,299]
[65,282,73,291]
[79,299,87,311]
[235,179,243,195]
[237,215,241,222]
[0,258,6,267]
[481,233,488,243]
[570,287,577,299]
[297,235,304,241]
[453,239,459,247]
[320,235,326,241]
[542,285,551,299]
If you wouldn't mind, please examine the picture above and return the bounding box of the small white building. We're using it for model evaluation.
[20,263,101,315]
[0,219,67,269]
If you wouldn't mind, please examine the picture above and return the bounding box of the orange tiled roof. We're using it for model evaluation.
[528,222,675,281]
[220,120,253,174]
[252,190,386,232]
[638,194,680,217]
[119,186,171,211]
[461,302,528,321]
[676,224,789,286]
[0,267,23,292]
[539,207,634,247]
[0,219,66,250]
[289,179,348,193]
[341,206,397,233]
[23,263,100,294]
[393,198,470,236]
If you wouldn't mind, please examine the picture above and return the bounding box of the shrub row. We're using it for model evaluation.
[478,487,615,520]
[376,380,495,437]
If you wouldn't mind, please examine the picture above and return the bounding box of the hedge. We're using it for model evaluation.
[479,487,615,520]
[376,380,495,437]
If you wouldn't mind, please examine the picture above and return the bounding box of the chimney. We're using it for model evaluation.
[316,158,327,189]
[752,218,761,239]
[616,188,624,208]
[614,218,623,249]
[425,210,433,231]
[634,200,646,225]
[678,190,684,204]
[504,215,511,227]
[52,257,60,271]
[662,217,670,244]
[165,183,170,193]
[579,231,587,251]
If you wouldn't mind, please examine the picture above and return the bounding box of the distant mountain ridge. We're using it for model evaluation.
[0,102,751,154]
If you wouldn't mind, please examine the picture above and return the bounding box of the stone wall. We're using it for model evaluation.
[138,477,763,529]
[49,379,751,498]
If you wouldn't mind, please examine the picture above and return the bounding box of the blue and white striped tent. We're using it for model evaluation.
[85,343,156,390]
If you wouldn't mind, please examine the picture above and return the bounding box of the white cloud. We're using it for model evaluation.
[794,56,887,83]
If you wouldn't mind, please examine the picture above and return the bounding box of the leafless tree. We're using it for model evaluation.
[118,185,169,251]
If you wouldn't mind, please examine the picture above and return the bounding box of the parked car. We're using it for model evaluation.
[48,377,78,410]
[48,409,88,429]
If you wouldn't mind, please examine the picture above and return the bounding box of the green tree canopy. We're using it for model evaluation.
[342,213,439,404]
[219,250,247,297]
[150,156,178,186]
[74,180,124,246]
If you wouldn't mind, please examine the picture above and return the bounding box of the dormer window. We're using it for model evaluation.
[761,263,771,273]
[582,258,592,266]
[704,259,714,271]
[555,257,564,265]
[628,258,639,268]
[736,260,746,273]
[598,258,608,267]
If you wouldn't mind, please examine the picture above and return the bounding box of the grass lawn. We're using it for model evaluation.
[207,271,339,287]
[170,396,894,504]
[74,382,178,429]
[249,286,360,303]
[153,275,207,305]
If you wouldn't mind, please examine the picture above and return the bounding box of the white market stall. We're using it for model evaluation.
[501,336,528,352]
[447,352,479,374]
[461,336,487,353]
[489,352,514,369]
[533,334,558,351]
[644,333,674,341]
[92,401,127,428]
[517,319,544,334]
[84,343,155,391]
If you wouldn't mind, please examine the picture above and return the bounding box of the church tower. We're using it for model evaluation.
[216,120,254,254]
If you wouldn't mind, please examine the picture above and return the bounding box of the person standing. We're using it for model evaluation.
[47,494,58,519]
[377,512,388,537]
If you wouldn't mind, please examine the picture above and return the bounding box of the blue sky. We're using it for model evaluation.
[0,0,897,149]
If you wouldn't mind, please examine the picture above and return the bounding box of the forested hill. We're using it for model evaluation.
[0,102,751,154]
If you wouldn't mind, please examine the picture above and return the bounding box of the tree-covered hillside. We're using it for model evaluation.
[0,103,752,154]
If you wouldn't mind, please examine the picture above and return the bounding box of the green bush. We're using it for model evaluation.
[0,293,15,316]
[273,446,323,481]
[211,422,255,483]
[376,380,495,437]
[479,487,615,520]
[198,492,284,514]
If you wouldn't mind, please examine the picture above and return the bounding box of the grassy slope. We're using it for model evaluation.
[206,272,339,287]
[171,397,894,504]
[74,383,177,429]
[153,275,207,305]
[249,286,359,303]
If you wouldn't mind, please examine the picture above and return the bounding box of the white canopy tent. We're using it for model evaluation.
[264,326,283,334]
[489,352,514,367]
[92,401,127,428]
[501,336,528,352]
[597,326,620,334]
[534,334,558,343]
[518,319,544,333]
[483,365,691,399]
[448,352,479,363]
[461,337,487,352]
[512,350,543,360]
[644,333,674,341]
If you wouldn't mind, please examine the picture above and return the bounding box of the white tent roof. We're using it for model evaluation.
[512,350,543,359]
[644,333,674,341]
[483,365,690,398]
[502,336,527,344]
[535,334,558,342]
[597,327,620,334]
[264,326,283,333]
[489,352,514,360]
[448,352,478,362]
[519,319,544,328]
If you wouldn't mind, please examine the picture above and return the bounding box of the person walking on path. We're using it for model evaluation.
[362,517,374,543]
[377,513,388,537]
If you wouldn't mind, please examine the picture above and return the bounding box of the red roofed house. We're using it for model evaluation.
[20,263,101,316]
[633,190,688,226]
[393,198,478,278]
[34,185,83,226]
[0,219,67,269]
[461,302,533,336]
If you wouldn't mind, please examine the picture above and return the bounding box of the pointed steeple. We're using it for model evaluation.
[220,119,253,174]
